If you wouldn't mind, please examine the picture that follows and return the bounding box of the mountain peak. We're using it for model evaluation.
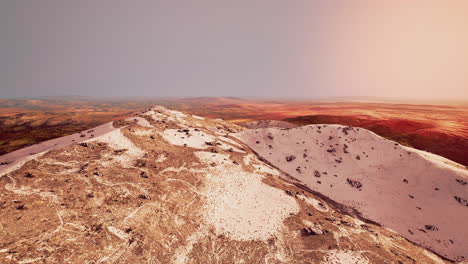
[0,106,462,263]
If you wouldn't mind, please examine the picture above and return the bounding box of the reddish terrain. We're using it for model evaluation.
[165,98,468,166]
[0,99,155,155]
[1,97,467,166]
[1,106,454,263]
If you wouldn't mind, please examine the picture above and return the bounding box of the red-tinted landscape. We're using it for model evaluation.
[169,98,468,166]
[1,97,467,166]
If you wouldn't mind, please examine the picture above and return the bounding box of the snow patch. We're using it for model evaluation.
[156,154,168,163]
[126,117,152,128]
[133,129,154,137]
[192,115,205,120]
[161,129,215,149]
[195,151,299,241]
[87,129,144,165]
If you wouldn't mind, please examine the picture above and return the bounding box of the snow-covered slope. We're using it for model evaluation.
[0,107,458,263]
[234,124,468,262]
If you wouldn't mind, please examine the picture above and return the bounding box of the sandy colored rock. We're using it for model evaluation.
[0,107,456,264]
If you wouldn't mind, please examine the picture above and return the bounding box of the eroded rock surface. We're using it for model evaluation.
[0,107,455,263]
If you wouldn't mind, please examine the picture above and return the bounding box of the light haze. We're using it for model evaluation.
[1,0,467,100]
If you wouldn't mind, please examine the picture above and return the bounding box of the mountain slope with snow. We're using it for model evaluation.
[0,107,457,263]
[234,124,468,262]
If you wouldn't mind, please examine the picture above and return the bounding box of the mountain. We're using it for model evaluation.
[235,124,468,262]
[284,115,468,167]
[0,106,462,263]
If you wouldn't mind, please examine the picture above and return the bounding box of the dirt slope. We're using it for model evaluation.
[238,120,297,129]
[234,124,468,262]
[0,106,455,263]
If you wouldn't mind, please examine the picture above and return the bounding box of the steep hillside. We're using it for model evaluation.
[0,106,455,263]
[284,115,468,166]
[235,124,468,262]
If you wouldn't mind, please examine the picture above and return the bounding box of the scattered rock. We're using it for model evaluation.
[342,127,351,135]
[346,179,362,189]
[454,196,468,206]
[424,225,438,231]
[301,226,324,236]
[340,220,354,227]
[286,155,296,162]
[24,172,34,178]
[314,170,321,177]
[79,163,89,174]
[91,223,103,232]
[114,149,127,154]
[140,171,149,178]
[135,160,146,167]
[343,145,349,154]
[456,179,467,186]
[15,204,26,210]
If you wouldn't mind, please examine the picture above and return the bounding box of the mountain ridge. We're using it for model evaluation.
[0,106,463,263]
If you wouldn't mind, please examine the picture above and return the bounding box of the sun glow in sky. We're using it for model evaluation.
[303,1,468,100]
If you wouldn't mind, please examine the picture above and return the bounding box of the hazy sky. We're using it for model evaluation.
[1,1,467,100]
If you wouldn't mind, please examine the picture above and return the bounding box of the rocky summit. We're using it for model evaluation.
[0,106,464,264]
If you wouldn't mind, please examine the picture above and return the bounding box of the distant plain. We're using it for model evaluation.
[1,97,467,166]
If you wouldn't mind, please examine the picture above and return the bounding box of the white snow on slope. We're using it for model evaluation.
[234,124,468,261]
[0,122,116,176]
[87,128,144,165]
[195,151,299,241]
